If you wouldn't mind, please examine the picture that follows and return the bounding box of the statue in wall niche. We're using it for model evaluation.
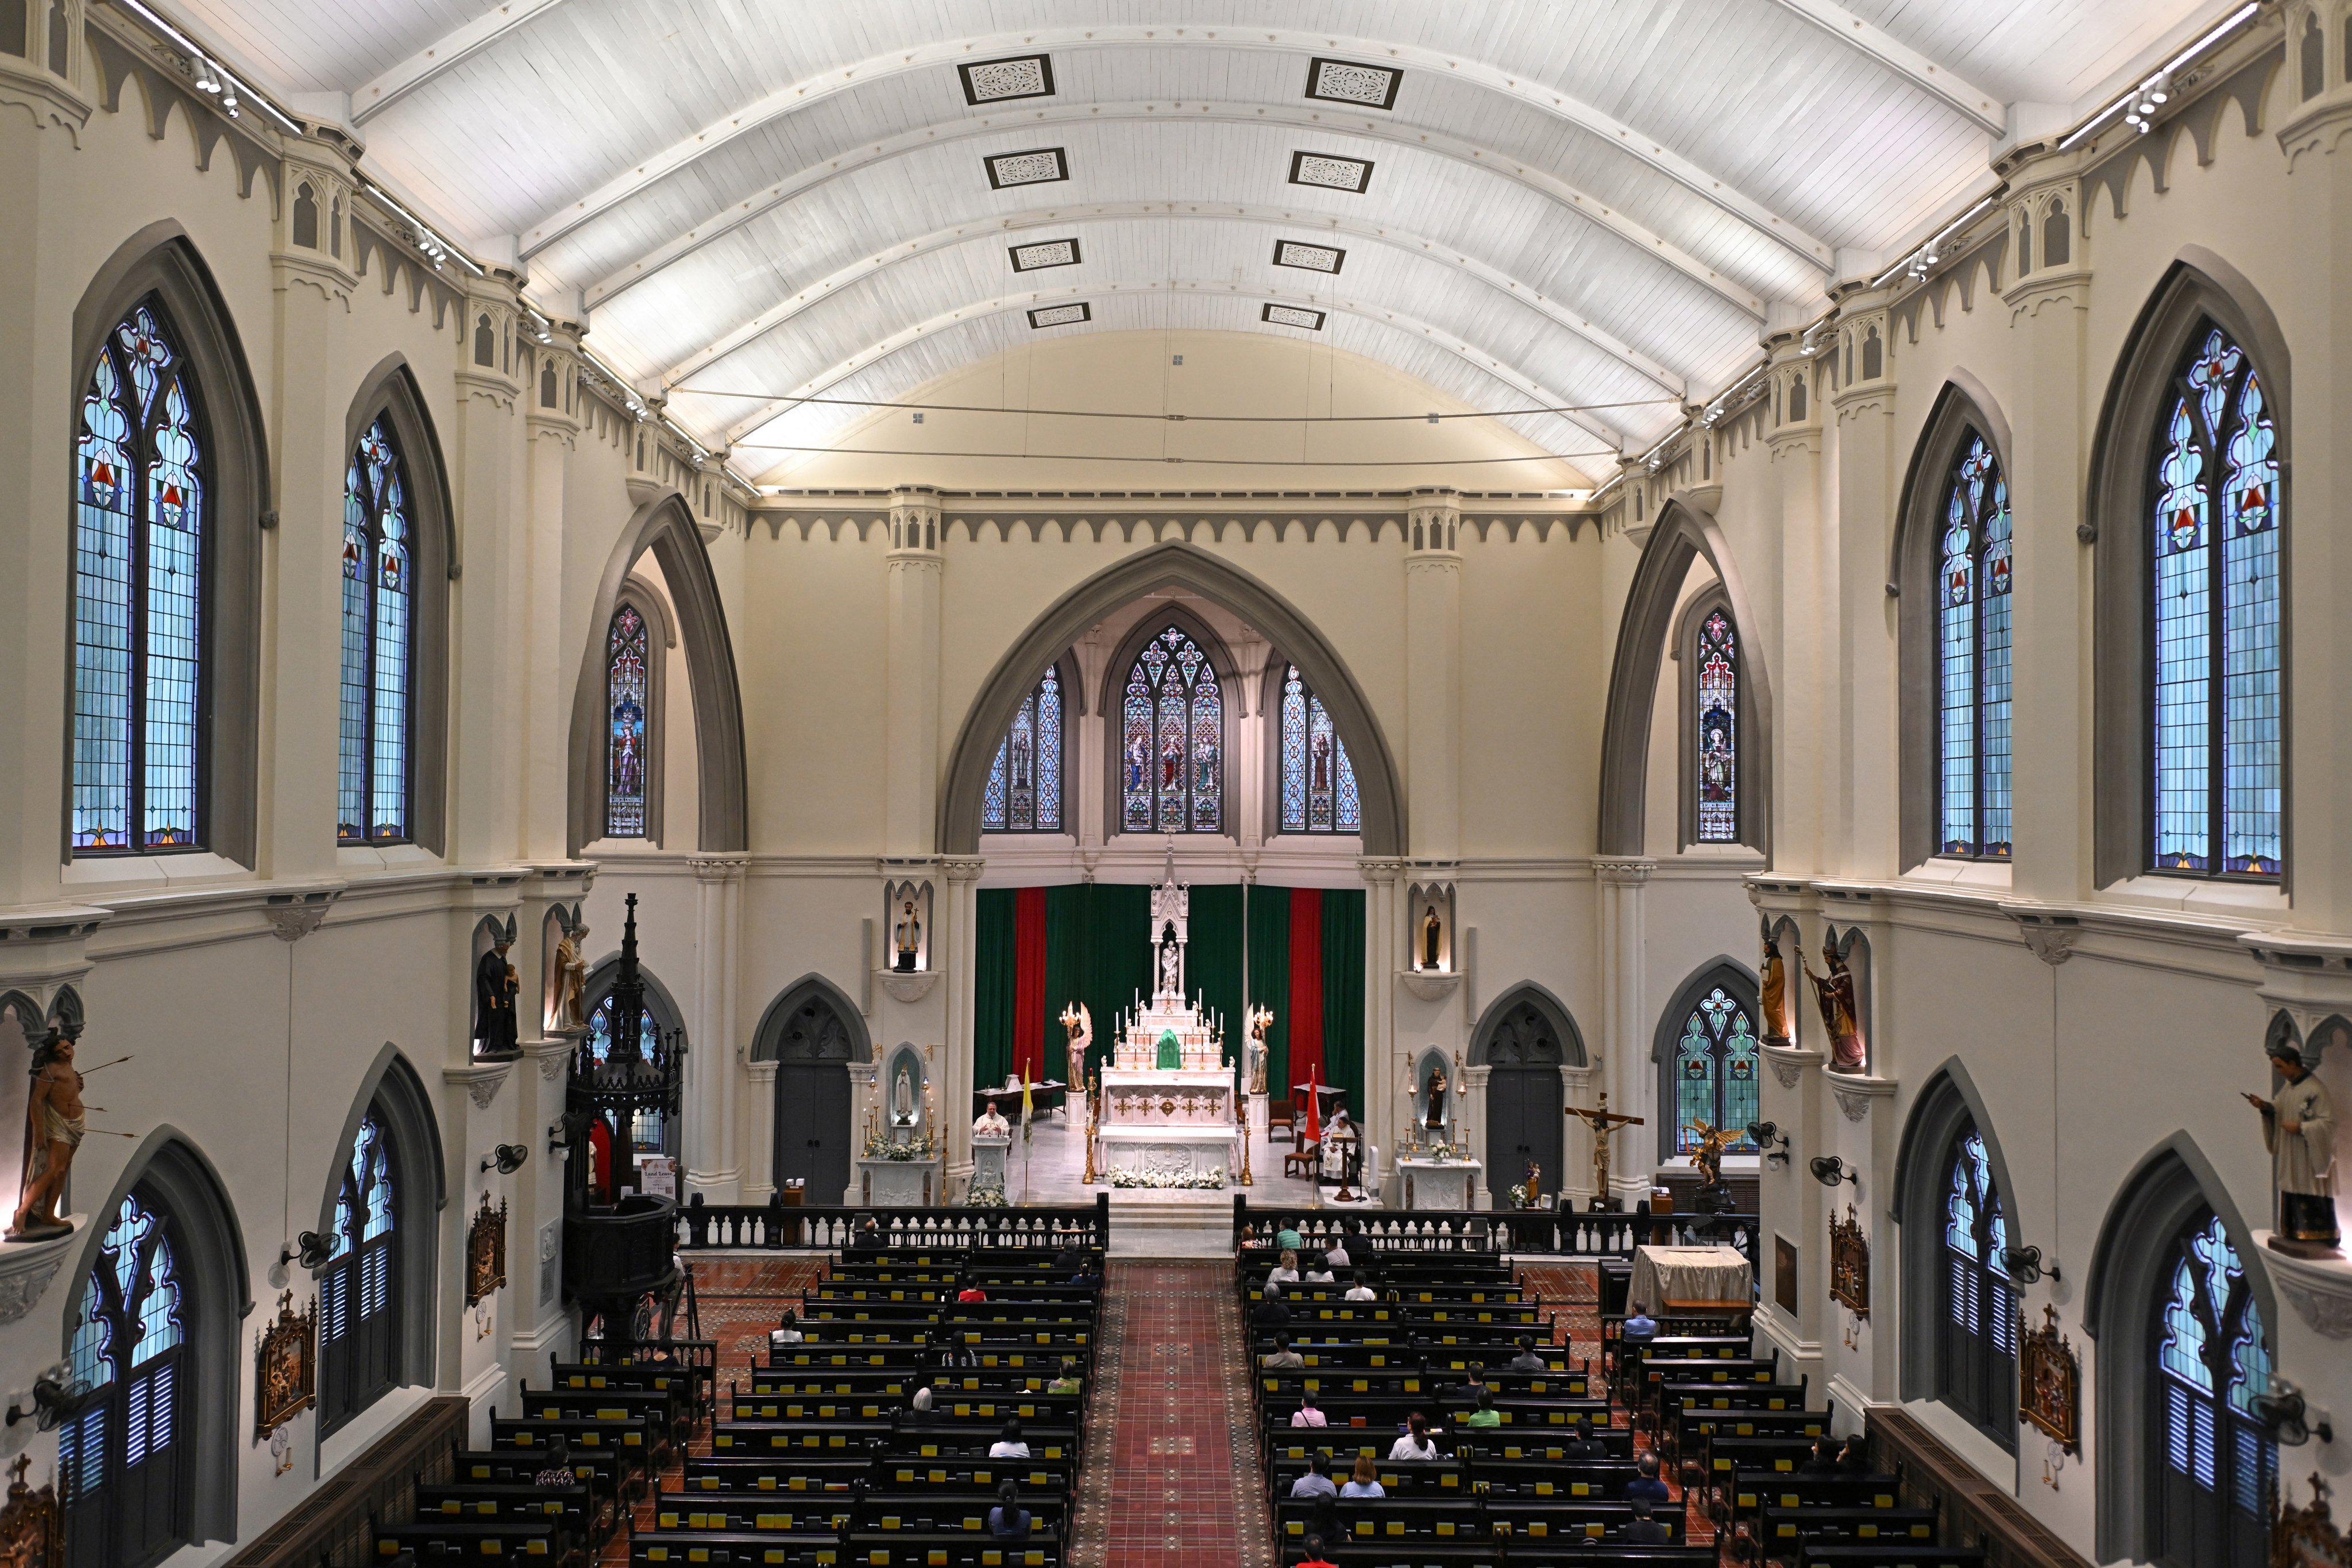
[553,908,590,1032]
[1423,1062,1449,1130]
[2248,1036,2340,1256]
[476,914,522,1057]
[1422,905,1443,971]
[1759,921,1793,1045]
[893,1064,916,1127]
[10,1032,84,1241]
[894,901,922,974]
[1799,934,1867,1074]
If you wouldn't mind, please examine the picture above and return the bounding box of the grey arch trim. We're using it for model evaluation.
[67,222,270,869]
[345,354,457,856]
[2088,251,2293,890]
[1095,604,1242,842]
[1596,496,1775,859]
[940,543,1404,855]
[312,1044,447,1421]
[1649,954,1759,1161]
[2083,1131,2278,1563]
[1890,1060,2023,1461]
[1469,981,1589,1067]
[63,1126,249,1547]
[750,972,873,1063]
[584,954,692,1040]
[567,492,748,854]
[1890,377,2017,872]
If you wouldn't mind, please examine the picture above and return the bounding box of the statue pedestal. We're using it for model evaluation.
[1247,1091,1269,1136]
[1395,1155,1481,1211]
[858,1155,941,1207]
[970,1133,1011,1198]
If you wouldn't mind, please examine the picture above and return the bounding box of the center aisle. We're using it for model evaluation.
[1071,1262,1275,1567]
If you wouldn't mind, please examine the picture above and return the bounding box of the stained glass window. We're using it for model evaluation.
[1936,434,2014,858]
[2152,325,2281,878]
[337,416,415,844]
[1119,627,1223,834]
[320,1112,399,1432]
[1695,609,1739,843]
[1940,1127,2015,1438]
[2151,1212,2273,1566]
[1278,665,1361,833]
[983,665,1064,832]
[73,301,206,855]
[588,994,669,1150]
[61,1191,188,1565]
[606,604,650,838]
[1670,985,1758,1155]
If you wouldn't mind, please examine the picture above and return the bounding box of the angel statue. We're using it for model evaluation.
[553,906,590,1032]
[1060,1002,1092,1090]
[1686,1118,1737,1192]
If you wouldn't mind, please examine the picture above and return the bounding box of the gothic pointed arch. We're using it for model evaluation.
[939,543,1403,854]
[2089,250,2293,890]
[61,1128,249,1558]
[66,222,269,868]
[567,491,747,855]
[1650,955,1762,1163]
[1469,982,1588,1068]
[1597,496,1774,858]
[339,355,455,854]
[1098,605,1237,839]
[310,1044,444,1423]
[750,973,873,1064]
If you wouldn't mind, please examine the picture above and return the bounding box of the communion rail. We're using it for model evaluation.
[674,1191,1111,1252]
[1231,1196,1762,1277]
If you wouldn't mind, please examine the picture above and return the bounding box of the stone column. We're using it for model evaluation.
[1359,858,1405,1187]
[521,326,583,862]
[449,272,530,864]
[1404,492,1463,861]
[685,854,747,1201]
[883,489,944,859]
[1766,349,1828,875]
[743,1060,778,1202]
[1828,298,1899,878]
[1592,856,1655,1207]
[941,856,987,1192]
[1459,1062,1492,1208]
[1559,1063,1599,1210]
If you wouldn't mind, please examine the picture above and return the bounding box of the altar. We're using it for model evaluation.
[1090,852,1240,1187]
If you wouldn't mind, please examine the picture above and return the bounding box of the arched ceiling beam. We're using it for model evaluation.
[514,26,1835,270]
[698,279,1640,459]
[582,100,1772,320]
[650,203,1688,403]
[1756,0,2003,131]
[352,0,578,124]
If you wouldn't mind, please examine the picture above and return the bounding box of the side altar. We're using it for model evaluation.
[1090,852,1240,1186]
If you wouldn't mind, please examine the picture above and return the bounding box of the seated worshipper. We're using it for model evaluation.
[1451,1364,1490,1405]
[1464,1389,1503,1428]
[957,1284,990,1303]
[1253,1281,1292,1329]
[1341,1458,1387,1499]
[1268,1249,1302,1285]
[906,1387,937,1425]
[989,1420,1030,1459]
[1297,1534,1341,1568]
[1290,1455,1338,1499]
[1621,1307,1659,1351]
[1292,1390,1328,1428]
[1796,1437,1840,1477]
[1561,1414,1607,1459]
[1053,1240,1086,1272]
[1275,1217,1304,1253]
[532,1437,574,1490]
[1069,1253,1103,1289]
[1345,1270,1378,1302]
[1046,1358,1083,1395]
[1389,1413,1442,1461]
[1505,1334,1549,1373]
[1262,1333,1306,1371]
[1323,1231,1351,1269]
[1836,1434,1871,1473]
[769,1309,804,1347]
[987,1481,1032,1538]
[1626,1498,1673,1544]
[1624,1452,1671,1503]
[1302,1252,1336,1284]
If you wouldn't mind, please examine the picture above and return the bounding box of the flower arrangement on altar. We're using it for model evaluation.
[1109,1165,1226,1189]
[1508,1162,1543,1210]
[964,1183,1009,1208]
[862,1106,937,1160]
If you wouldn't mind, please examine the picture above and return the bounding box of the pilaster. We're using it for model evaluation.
[684,854,747,1201]
[1593,855,1655,1206]
[940,855,986,1191]
[449,270,530,864]
[1358,857,1405,1176]
[1404,492,1462,861]
[521,324,584,862]
[884,489,945,858]
[1766,345,1828,875]
[1829,296,1899,878]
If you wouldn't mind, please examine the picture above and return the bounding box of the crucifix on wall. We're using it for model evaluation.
[1566,1091,1644,1210]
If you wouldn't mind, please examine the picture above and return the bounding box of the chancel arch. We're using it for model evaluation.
[1651,957,1762,1164]
[1598,497,1774,858]
[567,491,747,855]
[1470,984,1586,1205]
[750,975,870,1203]
[940,543,1402,855]
[61,1129,249,1567]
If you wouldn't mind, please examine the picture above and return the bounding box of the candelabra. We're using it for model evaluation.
[1080,1064,1099,1185]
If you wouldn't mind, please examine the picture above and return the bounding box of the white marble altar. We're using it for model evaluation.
[1395,1154,1481,1210]
[858,1155,941,1206]
[1091,849,1239,1186]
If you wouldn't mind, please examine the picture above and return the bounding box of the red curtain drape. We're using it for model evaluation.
[1013,885,1049,1081]
[1287,887,1325,1121]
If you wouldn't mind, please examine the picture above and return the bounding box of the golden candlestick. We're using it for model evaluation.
[1080,1064,1099,1185]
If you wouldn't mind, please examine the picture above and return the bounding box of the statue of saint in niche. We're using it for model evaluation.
[554,910,590,1031]
[894,901,922,973]
[1422,905,1443,971]
[2247,1036,2339,1255]
[1423,1063,1449,1130]
[1799,935,1867,1073]
[476,915,521,1057]
[1759,922,1792,1044]
[1157,922,1181,998]
[11,1030,84,1241]
[893,1064,916,1126]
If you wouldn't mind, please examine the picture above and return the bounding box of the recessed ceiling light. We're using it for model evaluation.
[1028,302,1092,328]
[986,148,1071,189]
[1305,57,1402,110]
[1262,303,1326,331]
[1273,239,1346,273]
[960,55,1055,105]
[1010,237,1083,272]
[1288,151,1372,194]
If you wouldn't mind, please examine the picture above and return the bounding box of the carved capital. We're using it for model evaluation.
[1829,1074,1897,1123]
[2276,96,2352,172]
[877,968,942,1005]
[1396,969,1462,1003]
[526,1036,576,1084]
[264,890,339,943]
[444,1060,513,1112]
[689,854,750,885]
[942,858,988,883]
[1592,856,1656,887]
[0,55,92,144]
[1357,858,1408,883]
[2005,907,2084,965]
[1761,1043,1821,1091]
[2257,1239,2352,1338]
[0,1222,79,1322]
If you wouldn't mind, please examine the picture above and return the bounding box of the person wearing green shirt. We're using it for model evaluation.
[1274,1218,1303,1253]
[1463,1389,1503,1428]
[1046,1357,1082,1395]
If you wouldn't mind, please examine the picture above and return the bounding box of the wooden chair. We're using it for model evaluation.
[1266,1098,1297,1144]
[1283,1146,1319,1180]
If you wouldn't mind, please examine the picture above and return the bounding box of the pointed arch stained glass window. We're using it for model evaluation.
[1940,1128,2015,1436]
[320,1112,399,1432]
[1937,434,2013,858]
[1695,609,1739,842]
[1121,627,1222,833]
[588,994,667,1150]
[2151,1212,2274,1564]
[2152,325,2281,878]
[606,604,650,838]
[1279,665,1360,833]
[983,666,1064,832]
[74,301,206,855]
[1671,986,1757,1154]
[61,1192,189,1567]
[338,416,415,843]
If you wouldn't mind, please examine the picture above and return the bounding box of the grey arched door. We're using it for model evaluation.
[1483,1001,1566,1201]
[771,995,855,1200]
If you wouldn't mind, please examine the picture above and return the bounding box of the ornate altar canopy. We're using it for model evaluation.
[1096,849,1239,1184]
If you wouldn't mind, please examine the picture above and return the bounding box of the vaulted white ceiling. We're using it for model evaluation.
[171,0,2223,478]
